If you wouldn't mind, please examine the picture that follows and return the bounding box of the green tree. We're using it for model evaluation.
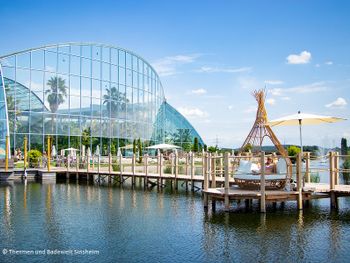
[133,139,137,154]
[193,137,199,152]
[137,138,143,163]
[173,128,192,152]
[204,144,207,152]
[208,145,217,153]
[103,86,128,118]
[341,138,348,156]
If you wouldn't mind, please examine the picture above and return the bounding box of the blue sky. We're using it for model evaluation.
[1,0,349,148]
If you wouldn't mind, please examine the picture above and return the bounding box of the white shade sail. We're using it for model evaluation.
[146,143,181,150]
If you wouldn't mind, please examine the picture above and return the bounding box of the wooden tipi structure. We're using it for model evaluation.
[239,89,291,164]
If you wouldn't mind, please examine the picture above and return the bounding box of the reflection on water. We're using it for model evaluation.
[1,181,350,262]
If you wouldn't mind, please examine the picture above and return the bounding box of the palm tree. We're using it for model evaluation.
[45,77,67,133]
[103,86,128,118]
[45,76,68,113]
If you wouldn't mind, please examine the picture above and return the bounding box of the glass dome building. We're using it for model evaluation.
[0,43,204,157]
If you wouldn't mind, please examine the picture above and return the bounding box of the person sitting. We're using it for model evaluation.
[265,157,275,174]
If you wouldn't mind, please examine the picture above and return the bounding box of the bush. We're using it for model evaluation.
[287,145,301,164]
[28,149,42,168]
[112,164,120,172]
[164,166,172,174]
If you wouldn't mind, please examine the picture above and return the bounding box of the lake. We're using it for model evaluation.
[1,163,350,262]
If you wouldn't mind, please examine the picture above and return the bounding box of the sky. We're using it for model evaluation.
[0,0,349,148]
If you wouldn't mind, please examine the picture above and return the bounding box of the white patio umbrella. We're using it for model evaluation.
[268,111,346,155]
[95,145,100,156]
[51,145,57,157]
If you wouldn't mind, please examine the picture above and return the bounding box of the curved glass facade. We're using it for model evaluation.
[0,43,203,155]
[153,101,204,150]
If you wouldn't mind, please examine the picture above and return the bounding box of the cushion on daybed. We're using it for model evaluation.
[237,160,252,174]
[276,158,287,174]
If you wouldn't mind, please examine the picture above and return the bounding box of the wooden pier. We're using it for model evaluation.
[1,151,350,212]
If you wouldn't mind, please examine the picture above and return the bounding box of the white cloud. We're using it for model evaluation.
[237,76,260,90]
[190,88,207,95]
[243,105,256,114]
[228,105,234,110]
[266,98,276,105]
[264,80,284,85]
[177,107,208,118]
[152,54,199,76]
[270,82,328,96]
[281,96,291,101]
[325,61,333,65]
[197,66,251,74]
[325,97,347,108]
[286,51,311,64]
[315,64,321,68]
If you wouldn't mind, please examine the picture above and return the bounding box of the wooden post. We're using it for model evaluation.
[47,136,51,172]
[159,153,163,186]
[305,152,310,183]
[219,153,223,177]
[67,154,70,171]
[190,152,195,191]
[119,152,123,176]
[92,155,95,170]
[224,152,230,210]
[202,152,206,182]
[171,153,174,175]
[174,152,178,190]
[260,151,266,213]
[144,154,148,186]
[329,151,337,209]
[211,153,216,188]
[185,152,188,176]
[87,153,90,172]
[329,152,335,190]
[76,154,79,172]
[334,152,339,185]
[97,155,100,173]
[108,153,112,174]
[24,136,27,169]
[296,152,303,210]
[5,135,9,171]
[203,153,208,191]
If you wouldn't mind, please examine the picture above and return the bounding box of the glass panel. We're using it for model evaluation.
[56,114,69,135]
[16,113,29,133]
[92,79,100,98]
[16,68,30,88]
[91,118,100,137]
[58,45,70,54]
[81,45,91,59]
[111,48,118,65]
[45,51,57,72]
[81,96,91,115]
[0,56,15,67]
[119,50,125,67]
[101,118,110,137]
[31,50,44,70]
[126,69,132,87]
[126,52,132,69]
[30,112,43,133]
[30,92,44,112]
[81,58,91,77]
[111,65,118,83]
[91,98,100,117]
[70,45,81,56]
[92,60,101,79]
[30,134,43,151]
[81,77,91,97]
[70,75,80,96]
[17,53,30,68]
[70,116,80,135]
[70,55,80,75]
[70,96,80,114]
[43,113,56,134]
[132,70,138,88]
[31,70,44,92]
[92,46,101,61]
[132,56,138,71]
[119,67,125,85]
[102,47,110,62]
[58,53,69,74]
[102,63,110,81]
